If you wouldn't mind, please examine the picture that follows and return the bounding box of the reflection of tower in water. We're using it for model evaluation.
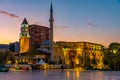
[66,70,80,80]
[76,71,80,78]
[66,71,70,80]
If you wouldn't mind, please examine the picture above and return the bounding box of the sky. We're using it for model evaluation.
[0,0,120,47]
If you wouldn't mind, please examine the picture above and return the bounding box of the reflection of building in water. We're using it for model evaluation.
[54,41,104,69]
[76,71,80,78]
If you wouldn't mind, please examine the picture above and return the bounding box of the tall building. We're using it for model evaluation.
[49,1,54,62]
[9,42,19,53]
[29,25,49,49]
[19,18,30,53]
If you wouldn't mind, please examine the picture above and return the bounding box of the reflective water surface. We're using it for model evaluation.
[0,70,120,80]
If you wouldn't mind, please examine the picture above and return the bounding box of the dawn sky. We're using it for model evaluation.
[0,0,120,47]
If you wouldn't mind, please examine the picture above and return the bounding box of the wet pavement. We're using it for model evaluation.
[0,69,120,80]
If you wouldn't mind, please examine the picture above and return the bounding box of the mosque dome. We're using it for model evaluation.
[42,40,50,45]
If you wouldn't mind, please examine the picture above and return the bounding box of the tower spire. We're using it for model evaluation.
[50,0,53,19]
[22,17,28,24]
[50,0,53,13]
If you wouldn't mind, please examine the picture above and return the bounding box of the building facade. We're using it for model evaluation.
[9,42,19,53]
[29,25,49,49]
[54,41,104,69]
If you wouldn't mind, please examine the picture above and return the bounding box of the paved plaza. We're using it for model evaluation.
[0,69,120,80]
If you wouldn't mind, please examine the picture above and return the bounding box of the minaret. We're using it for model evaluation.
[49,1,54,62]
[20,18,30,53]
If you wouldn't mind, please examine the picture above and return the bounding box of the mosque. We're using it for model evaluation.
[18,1,105,69]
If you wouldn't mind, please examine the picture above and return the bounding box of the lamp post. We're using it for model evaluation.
[19,54,21,64]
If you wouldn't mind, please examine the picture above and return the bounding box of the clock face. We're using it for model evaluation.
[21,27,28,32]
[21,28,24,31]
[25,28,28,31]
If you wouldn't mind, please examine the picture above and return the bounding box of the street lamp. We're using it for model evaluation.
[19,54,21,64]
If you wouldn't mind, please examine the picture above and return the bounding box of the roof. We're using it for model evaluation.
[37,59,46,65]
[22,18,28,24]
[14,50,50,56]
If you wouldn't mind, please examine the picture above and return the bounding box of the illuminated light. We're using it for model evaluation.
[90,54,93,60]
[110,50,112,52]
[43,69,47,75]
[76,59,79,64]
[6,60,11,64]
[26,59,28,62]
[76,71,80,78]
[113,49,117,54]
[67,71,70,79]
[22,59,25,62]
[62,48,71,65]
[43,65,48,70]
[15,60,18,64]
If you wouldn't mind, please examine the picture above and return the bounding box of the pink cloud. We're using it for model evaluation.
[0,11,19,18]
[54,25,69,29]
[62,26,69,28]
[87,22,96,28]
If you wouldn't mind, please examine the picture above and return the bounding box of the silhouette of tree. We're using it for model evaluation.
[0,50,15,65]
[105,42,120,70]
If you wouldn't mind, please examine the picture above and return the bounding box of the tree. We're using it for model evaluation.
[106,42,120,70]
[0,50,15,65]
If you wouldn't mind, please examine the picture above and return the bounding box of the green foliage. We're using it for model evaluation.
[0,50,15,65]
[109,42,120,49]
[104,42,120,70]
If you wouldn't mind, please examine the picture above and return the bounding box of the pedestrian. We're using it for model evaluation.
[61,65,64,72]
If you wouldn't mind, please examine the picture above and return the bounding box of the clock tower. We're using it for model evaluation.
[19,18,30,53]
